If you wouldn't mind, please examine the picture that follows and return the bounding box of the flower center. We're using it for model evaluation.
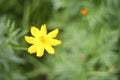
[40,36,46,43]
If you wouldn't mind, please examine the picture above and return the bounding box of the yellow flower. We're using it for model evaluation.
[24,24,62,57]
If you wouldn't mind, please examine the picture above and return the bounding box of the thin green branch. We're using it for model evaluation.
[13,46,27,51]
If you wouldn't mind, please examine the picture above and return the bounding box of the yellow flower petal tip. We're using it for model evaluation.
[24,24,62,57]
[31,26,38,32]
[47,29,59,38]
[24,36,35,44]
[50,52,55,55]
[48,50,55,55]
[24,36,30,42]
[41,24,47,30]
[54,29,58,32]
[54,29,59,34]
[43,24,46,27]
[30,26,40,37]
[59,40,62,44]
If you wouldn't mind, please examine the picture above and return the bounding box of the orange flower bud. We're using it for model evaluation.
[80,9,88,15]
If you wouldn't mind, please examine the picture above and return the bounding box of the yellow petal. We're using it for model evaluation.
[28,44,38,54]
[48,39,62,46]
[36,45,44,57]
[24,36,35,44]
[47,29,59,38]
[40,24,47,36]
[45,44,55,54]
[31,26,40,37]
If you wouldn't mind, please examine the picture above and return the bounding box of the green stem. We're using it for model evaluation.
[88,71,109,76]
[13,46,27,51]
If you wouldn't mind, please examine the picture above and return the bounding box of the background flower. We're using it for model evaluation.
[80,8,88,15]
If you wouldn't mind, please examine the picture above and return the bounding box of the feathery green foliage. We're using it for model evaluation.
[0,16,26,80]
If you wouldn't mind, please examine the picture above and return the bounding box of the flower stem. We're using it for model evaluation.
[13,46,27,51]
[88,71,109,76]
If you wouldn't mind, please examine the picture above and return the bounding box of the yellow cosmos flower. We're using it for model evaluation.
[24,24,62,57]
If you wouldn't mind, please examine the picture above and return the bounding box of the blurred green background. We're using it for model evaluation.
[0,0,120,80]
